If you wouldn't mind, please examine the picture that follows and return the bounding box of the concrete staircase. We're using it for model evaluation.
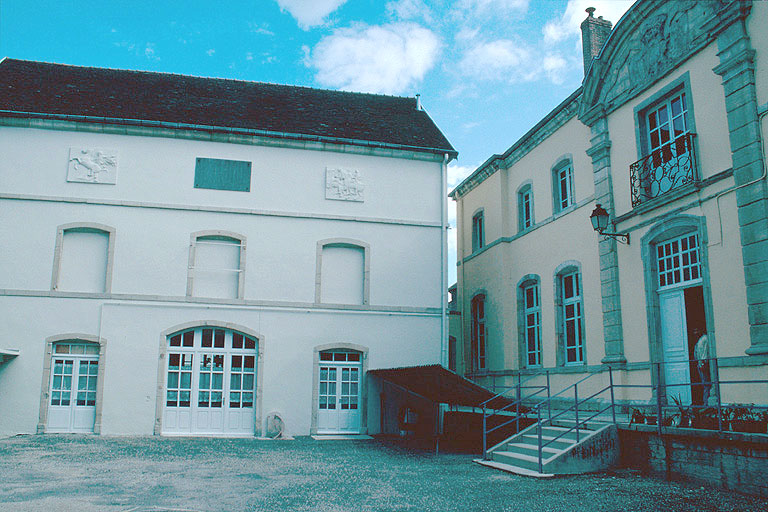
[475,416,620,477]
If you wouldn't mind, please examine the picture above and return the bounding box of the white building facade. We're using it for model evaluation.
[0,59,456,436]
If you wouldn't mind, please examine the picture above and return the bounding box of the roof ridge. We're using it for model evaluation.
[0,57,418,102]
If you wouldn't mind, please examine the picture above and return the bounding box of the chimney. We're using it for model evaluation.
[580,7,612,75]
[415,93,422,111]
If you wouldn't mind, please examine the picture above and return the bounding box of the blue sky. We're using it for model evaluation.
[0,0,633,281]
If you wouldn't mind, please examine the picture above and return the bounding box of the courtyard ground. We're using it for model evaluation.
[0,435,765,512]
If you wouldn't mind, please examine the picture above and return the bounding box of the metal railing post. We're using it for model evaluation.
[537,406,543,473]
[714,357,722,432]
[655,362,663,435]
[516,375,521,433]
[546,371,551,420]
[482,406,488,460]
[609,365,616,424]
[574,382,580,443]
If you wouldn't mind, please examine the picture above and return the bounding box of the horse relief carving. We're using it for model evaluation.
[67,148,118,184]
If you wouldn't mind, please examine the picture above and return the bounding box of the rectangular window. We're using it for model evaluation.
[657,233,701,289]
[472,211,485,252]
[190,235,243,299]
[556,165,574,211]
[519,188,533,231]
[647,92,689,167]
[471,295,486,370]
[523,284,541,367]
[562,272,583,364]
[194,158,252,192]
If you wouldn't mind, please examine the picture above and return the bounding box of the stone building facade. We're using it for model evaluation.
[450,0,767,407]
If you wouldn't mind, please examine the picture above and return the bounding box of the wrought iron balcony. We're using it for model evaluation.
[630,133,698,207]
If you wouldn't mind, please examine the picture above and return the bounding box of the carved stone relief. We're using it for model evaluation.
[67,148,118,184]
[595,0,717,110]
[325,167,364,202]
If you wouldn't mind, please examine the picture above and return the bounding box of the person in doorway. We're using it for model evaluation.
[693,327,711,406]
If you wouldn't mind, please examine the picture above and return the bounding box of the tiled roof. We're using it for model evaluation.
[0,58,456,156]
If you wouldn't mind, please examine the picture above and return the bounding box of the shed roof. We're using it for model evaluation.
[0,58,456,157]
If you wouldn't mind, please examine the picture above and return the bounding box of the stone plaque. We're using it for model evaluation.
[67,148,118,184]
[325,167,364,202]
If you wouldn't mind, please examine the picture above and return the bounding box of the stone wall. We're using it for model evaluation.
[619,425,768,497]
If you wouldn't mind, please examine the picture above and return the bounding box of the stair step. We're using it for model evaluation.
[505,442,562,455]
[520,434,577,449]
[492,450,555,471]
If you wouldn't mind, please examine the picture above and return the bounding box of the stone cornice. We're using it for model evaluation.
[450,89,582,199]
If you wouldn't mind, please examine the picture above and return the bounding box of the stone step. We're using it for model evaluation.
[504,442,563,456]
[491,449,555,471]
[520,433,578,450]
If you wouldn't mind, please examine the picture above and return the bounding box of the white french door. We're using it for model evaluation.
[163,328,257,436]
[317,350,362,434]
[47,343,99,433]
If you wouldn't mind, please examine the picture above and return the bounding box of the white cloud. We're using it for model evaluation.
[275,0,348,30]
[206,49,216,57]
[447,162,475,190]
[386,0,434,23]
[458,39,530,80]
[456,0,528,15]
[543,0,633,44]
[307,22,440,95]
[144,43,159,61]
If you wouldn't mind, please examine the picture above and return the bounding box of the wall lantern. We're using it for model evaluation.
[589,203,630,244]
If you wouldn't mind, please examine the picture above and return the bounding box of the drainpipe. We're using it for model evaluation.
[710,103,768,246]
[441,153,449,367]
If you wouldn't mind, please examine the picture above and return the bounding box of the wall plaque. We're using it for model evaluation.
[67,148,118,184]
[325,167,364,202]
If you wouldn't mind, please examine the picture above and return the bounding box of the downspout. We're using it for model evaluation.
[709,103,768,246]
[441,153,449,367]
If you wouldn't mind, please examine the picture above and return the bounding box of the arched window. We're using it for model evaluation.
[187,230,246,299]
[554,262,585,366]
[315,239,370,305]
[471,294,487,370]
[552,158,575,214]
[161,325,259,436]
[51,223,115,293]
[517,275,541,368]
[517,183,534,232]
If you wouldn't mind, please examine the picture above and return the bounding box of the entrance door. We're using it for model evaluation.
[163,328,257,436]
[659,290,692,404]
[47,343,99,433]
[317,350,362,434]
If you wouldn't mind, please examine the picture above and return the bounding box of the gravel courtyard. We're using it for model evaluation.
[0,435,765,512]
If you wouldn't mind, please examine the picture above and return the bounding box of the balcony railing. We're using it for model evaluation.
[630,133,698,207]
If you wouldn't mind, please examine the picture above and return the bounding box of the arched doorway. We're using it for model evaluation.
[314,347,366,434]
[161,326,259,436]
[45,340,102,433]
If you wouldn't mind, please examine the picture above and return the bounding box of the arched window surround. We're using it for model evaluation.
[37,333,107,434]
[153,320,265,436]
[517,274,542,368]
[470,291,488,372]
[51,222,116,294]
[553,260,586,366]
[310,342,369,435]
[314,238,371,305]
[640,215,717,398]
[186,230,247,300]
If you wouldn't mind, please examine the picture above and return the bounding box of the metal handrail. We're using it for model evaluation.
[479,372,548,408]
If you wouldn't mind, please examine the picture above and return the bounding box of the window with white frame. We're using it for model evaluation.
[561,271,584,364]
[656,233,701,289]
[553,162,574,213]
[647,92,690,167]
[52,224,114,293]
[471,294,487,371]
[472,210,485,252]
[522,283,541,367]
[188,233,245,299]
[518,185,533,231]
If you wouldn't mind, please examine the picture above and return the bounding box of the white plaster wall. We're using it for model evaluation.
[0,127,443,224]
[0,296,440,436]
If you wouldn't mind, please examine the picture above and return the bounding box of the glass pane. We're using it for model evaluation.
[245,337,256,350]
[347,353,360,362]
[86,345,100,355]
[53,375,62,389]
[78,376,87,389]
[242,374,254,390]
[211,392,222,407]
[77,392,86,406]
[244,356,255,369]
[169,353,180,368]
[334,352,345,361]
[168,372,179,388]
[200,373,210,389]
[179,391,191,407]
[180,372,191,389]
[212,373,223,389]
[63,376,72,390]
[54,361,63,374]
[232,333,243,349]
[72,345,85,355]
[182,331,194,347]
[232,355,242,369]
[170,334,181,347]
[231,374,242,390]
[214,329,225,348]
[89,362,98,375]
[202,329,212,347]
[167,390,178,406]
[87,377,97,391]
[61,392,70,406]
[242,393,253,407]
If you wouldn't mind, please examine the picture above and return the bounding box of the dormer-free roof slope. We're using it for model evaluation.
[0,58,456,157]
